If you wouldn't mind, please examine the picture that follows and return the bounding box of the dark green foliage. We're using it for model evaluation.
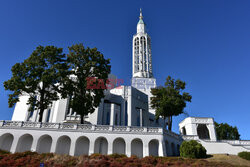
[215,122,240,140]
[151,76,192,130]
[238,151,250,161]
[62,43,111,124]
[109,153,127,159]
[180,140,207,159]
[4,46,67,122]
[0,149,10,155]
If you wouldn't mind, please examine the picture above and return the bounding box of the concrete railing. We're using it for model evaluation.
[219,140,250,146]
[181,135,199,140]
[182,135,250,147]
[0,120,181,136]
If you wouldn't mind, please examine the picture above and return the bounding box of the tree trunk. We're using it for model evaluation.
[80,115,84,124]
[167,116,173,131]
[38,109,44,122]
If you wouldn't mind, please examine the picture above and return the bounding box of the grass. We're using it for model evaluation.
[205,154,250,167]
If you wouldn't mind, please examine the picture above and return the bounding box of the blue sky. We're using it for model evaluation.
[0,0,250,139]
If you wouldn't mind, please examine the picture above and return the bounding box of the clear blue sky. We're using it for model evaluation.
[0,0,249,139]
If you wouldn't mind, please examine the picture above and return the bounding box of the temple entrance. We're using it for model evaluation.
[197,124,210,139]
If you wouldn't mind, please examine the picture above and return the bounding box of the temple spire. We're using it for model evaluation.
[139,8,143,20]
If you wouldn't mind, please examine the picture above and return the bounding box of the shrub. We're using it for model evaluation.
[180,140,207,158]
[109,153,127,159]
[238,151,250,161]
[0,149,10,155]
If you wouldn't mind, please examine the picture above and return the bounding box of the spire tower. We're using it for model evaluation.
[132,9,157,117]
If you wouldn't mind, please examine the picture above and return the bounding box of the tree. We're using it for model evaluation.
[151,76,192,131]
[215,122,240,140]
[62,43,111,124]
[4,46,67,122]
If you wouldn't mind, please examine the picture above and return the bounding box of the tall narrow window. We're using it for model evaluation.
[106,112,110,125]
[46,109,51,122]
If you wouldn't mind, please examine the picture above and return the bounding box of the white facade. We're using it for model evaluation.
[0,121,182,157]
[180,117,250,155]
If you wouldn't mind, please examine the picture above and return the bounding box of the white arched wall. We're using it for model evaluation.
[36,135,52,153]
[55,136,71,155]
[94,137,108,155]
[0,133,14,152]
[131,138,143,158]
[16,134,33,152]
[149,139,159,156]
[113,138,126,154]
[74,136,90,156]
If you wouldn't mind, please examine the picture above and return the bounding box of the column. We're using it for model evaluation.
[88,140,95,155]
[50,137,57,153]
[42,109,48,122]
[32,109,39,122]
[31,136,39,152]
[10,136,19,153]
[126,140,131,157]
[140,109,143,127]
[207,124,217,141]
[107,140,113,154]
[110,103,115,126]
[69,139,76,156]
[127,89,132,126]
[158,141,164,157]
[143,141,149,157]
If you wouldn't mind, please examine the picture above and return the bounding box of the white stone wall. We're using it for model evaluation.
[181,117,250,155]
[0,121,183,157]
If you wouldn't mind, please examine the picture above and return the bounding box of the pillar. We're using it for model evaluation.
[50,137,57,153]
[140,109,143,127]
[10,136,19,153]
[89,140,95,155]
[158,141,164,157]
[30,136,39,152]
[69,139,76,156]
[107,140,113,154]
[110,103,115,126]
[126,140,131,157]
[143,141,149,157]
[127,89,132,126]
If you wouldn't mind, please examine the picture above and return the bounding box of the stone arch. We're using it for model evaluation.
[55,135,71,155]
[131,138,143,158]
[197,124,210,139]
[16,134,33,152]
[0,133,14,152]
[171,143,176,156]
[36,135,52,153]
[149,139,159,156]
[94,137,108,155]
[74,136,90,156]
[113,137,126,154]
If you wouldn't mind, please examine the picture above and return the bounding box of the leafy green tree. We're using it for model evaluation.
[4,46,67,122]
[62,43,111,124]
[180,140,207,158]
[151,76,192,131]
[215,122,240,140]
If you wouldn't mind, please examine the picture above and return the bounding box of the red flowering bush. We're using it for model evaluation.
[0,150,235,167]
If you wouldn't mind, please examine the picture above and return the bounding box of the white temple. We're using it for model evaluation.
[0,10,249,157]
